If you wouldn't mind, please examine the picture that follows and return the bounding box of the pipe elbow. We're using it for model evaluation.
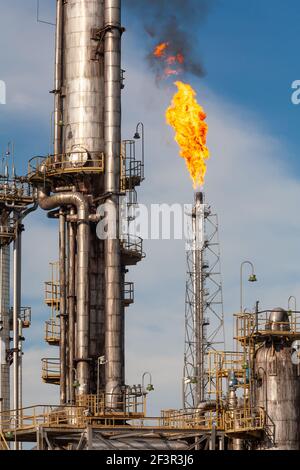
[37,187,89,220]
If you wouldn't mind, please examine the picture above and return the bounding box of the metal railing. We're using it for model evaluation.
[44,262,60,310]
[44,281,60,308]
[0,405,84,432]
[45,319,60,345]
[28,151,105,179]
[76,392,146,417]
[124,282,134,305]
[19,307,31,328]
[120,235,145,259]
[235,310,300,342]
[224,408,265,433]
[41,358,60,384]
[121,140,144,191]
[0,179,33,204]
[0,403,266,436]
[0,220,16,246]
[0,430,9,450]
[9,307,32,329]
[161,409,223,430]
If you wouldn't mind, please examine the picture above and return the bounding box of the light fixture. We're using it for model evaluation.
[248,274,257,283]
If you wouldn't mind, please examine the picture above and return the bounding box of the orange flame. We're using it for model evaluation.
[166,81,209,188]
[154,42,169,58]
[153,43,184,78]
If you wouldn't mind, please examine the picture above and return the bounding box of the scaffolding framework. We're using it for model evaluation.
[183,193,225,409]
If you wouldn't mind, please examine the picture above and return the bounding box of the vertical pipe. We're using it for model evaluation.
[59,210,66,404]
[54,0,64,157]
[17,319,22,411]
[120,268,125,383]
[104,0,123,408]
[194,193,204,405]
[17,317,23,451]
[13,222,21,450]
[0,242,10,429]
[68,210,76,403]
[13,230,19,414]
[76,213,90,396]
[38,190,90,396]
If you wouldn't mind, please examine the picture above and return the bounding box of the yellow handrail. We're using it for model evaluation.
[0,430,9,450]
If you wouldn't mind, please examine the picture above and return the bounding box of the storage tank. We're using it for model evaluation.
[254,308,300,450]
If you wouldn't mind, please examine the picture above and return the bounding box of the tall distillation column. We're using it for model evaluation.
[36,0,108,401]
[33,0,144,405]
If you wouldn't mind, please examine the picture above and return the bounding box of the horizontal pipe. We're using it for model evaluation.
[54,186,76,193]
[47,211,100,223]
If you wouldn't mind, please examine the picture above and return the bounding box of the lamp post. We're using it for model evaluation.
[142,371,154,393]
[240,261,257,313]
[133,122,145,176]
[288,296,297,313]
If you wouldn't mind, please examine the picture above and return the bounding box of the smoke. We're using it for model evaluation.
[124,0,214,79]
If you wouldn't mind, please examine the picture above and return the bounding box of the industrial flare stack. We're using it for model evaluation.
[1,0,300,452]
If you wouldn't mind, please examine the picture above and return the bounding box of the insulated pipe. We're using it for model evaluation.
[104,0,123,408]
[17,317,23,451]
[47,211,101,223]
[194,193,205,405]
[68,208,76,403]
[59,210,67,403]
[13,220,21,449]
[0,242,10,429]
[54,0,64,157]
[38,188,90,395]
[17,318,23,414]
[120,268,125,386]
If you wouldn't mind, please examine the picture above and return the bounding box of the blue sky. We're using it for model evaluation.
[123,0,300,165]
[1,0,300,172]
[1,0,300,414]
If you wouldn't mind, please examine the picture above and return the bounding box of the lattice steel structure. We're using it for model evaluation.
[183,192,225,409]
